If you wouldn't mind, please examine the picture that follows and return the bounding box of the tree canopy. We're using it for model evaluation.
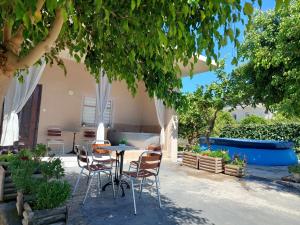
[0,0,268,109]
[178,66,237,145]
[231,0,300,116]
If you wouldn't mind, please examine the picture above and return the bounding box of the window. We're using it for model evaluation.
[82,97,112,127]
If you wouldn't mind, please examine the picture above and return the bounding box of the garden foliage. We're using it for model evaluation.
[220,124,300,149]
[8,147,71,210]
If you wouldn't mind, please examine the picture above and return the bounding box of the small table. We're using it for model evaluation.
[101,145,143,196]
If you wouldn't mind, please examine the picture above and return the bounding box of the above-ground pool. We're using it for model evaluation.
[199,137,298,166]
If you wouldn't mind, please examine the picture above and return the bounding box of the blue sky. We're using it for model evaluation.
[181,1,276,93]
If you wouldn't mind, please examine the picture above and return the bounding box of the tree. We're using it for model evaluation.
[240,115,268,125]
[232,1,300,116]
[0,0,268,116]
[178,65,238,147]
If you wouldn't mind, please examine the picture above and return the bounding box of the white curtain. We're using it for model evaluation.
[154,96,165,145]
[96,69,111,142]
[0,61,46,146]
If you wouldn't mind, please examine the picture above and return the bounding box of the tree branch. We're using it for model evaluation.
[3,21,11,43]
[7,25,24,55]
[35,0,45,12]
[16,8,64,69]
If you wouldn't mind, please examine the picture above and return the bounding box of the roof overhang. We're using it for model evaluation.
[178,55,217,77]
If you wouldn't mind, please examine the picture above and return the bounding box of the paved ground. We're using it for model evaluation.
[1,160,300,225]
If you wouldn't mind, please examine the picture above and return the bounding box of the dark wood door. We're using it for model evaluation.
[18,85,42,149]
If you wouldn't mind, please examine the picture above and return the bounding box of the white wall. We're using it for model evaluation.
[225,104,273,122]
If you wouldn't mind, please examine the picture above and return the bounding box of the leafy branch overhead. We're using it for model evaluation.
[230,0,300,116]
[0,0,273,107]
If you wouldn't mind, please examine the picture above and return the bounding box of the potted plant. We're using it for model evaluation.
[9,148,71,224]
[224,155,246,177]
[288,164,300,182]
[119,138,128,146]
[182,145,200,169]
[198,150,230,173]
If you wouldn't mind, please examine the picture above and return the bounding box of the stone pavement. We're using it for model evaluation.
[1,160,300,225]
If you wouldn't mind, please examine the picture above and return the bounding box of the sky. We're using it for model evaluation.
[181,1,276,93]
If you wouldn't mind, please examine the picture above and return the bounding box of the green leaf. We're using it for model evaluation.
[243,2,254,16]
[46,0,57,12]
[131,0,136,11]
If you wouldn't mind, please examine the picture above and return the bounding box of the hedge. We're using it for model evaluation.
[220,123,300,149]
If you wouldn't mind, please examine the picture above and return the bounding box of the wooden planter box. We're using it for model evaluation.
[182,152,198,169]
[224,164,245,177]
[198,155,224,173]
[0,165,17,202]
[22,202,68,225]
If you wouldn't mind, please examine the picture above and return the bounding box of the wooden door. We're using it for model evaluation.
[18,85,42,149]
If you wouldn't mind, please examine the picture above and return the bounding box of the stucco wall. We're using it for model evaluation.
[37,59,159,151]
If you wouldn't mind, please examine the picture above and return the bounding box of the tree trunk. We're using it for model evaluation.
[0,75,12,117]
[205,109,220,150]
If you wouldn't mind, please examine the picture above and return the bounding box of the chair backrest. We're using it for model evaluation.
[47,128,62,137]
[146,144,161,156]
[92,140,111,154]
[137,151,162,176]
[76,145,90,169]
[84,130,96,138]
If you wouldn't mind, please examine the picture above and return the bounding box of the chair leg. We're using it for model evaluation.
[139,177,145,199]
[110,171,115,198]
[83,172,95,205]
[97,172,101,196]
[155,176,161,208]
[131,178,137,215]
[72,168,83,196]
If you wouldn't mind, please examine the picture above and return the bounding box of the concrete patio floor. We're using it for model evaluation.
[1,160,300,225]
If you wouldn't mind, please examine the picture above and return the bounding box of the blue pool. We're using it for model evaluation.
[200,137,298,166]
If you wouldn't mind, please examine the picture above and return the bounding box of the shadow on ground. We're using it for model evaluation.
[66,171,214,225]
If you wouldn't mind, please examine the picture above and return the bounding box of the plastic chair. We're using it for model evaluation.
[72,145,115,205]
[118,151,162,214]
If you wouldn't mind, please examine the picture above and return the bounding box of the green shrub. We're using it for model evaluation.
[0,152,15,162]
[220,123,300,148]
[35,180,71,210]
[288,165,300,174]
[9,157,40,194]
[32,144,47,160]
[9,149,70,210]
[40,158,65,181]
[198,150,230,162]
[240,115,268,125]
[228,155,246,167]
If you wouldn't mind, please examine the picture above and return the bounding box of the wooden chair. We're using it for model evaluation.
[47,128,64,155]
[72,145,115,205]
[118,151,162,214]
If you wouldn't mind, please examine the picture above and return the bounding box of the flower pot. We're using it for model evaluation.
[182,152,198,169]
[198,155,224,173]
[224,164,245,177]
[22,202,68,225]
